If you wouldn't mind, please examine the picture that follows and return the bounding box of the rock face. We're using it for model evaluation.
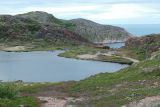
[70,18,131,43]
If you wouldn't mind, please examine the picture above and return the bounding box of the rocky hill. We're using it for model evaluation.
[17,11,76,32]
[17,11,131,43]
[125,34,160,59]
[17,11,61,25]
[70,18,132,43]
[0,15,90,46]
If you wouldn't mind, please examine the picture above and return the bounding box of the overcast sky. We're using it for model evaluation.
[0,0,160,24]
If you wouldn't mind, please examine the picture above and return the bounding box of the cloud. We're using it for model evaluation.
[86,4,159,20]
[0,0,160,24]
[23,5,100,14]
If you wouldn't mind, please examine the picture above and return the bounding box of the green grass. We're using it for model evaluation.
[20,83,56,93]
[0,97,39,107]
[4,58,158,107]
[0,83,39,107]
[58,46,103,58]
[59,46,133,64]
[16,58,160,107]
[64,59,160,107]
[119,48,145,61]
[0,83,19,99]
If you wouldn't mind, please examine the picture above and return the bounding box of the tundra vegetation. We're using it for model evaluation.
[0,11,160,107]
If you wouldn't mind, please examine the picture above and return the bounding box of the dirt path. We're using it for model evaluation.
[127,96,160,107]
[122,56,139,63]
[39,97,67,107]
[77,52,139,63]
[77,54,97,59]
[0,46,29,51]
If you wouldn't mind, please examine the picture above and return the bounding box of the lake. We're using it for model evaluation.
[0,51,127,82]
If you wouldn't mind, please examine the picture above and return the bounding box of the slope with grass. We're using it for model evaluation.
[0,83,39,107]
[0,14,92,51]
[64,58,160,107]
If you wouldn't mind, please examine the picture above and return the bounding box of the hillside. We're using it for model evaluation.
[17,11,62,25]
[0,15,91,49]
[17,11,131,43]
[17,11,76,31]
[70,18,132,43]
[125,34,160,60]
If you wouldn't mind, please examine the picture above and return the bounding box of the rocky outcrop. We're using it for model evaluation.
[150,50,160,60]
[70,18,131,43]
[127,96,160,107]
[125,34,160,58]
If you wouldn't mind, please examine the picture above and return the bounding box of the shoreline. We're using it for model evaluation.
[0,45,137,65]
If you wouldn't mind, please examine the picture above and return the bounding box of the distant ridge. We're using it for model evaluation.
[70,18,132,43]
[17,11,132,43]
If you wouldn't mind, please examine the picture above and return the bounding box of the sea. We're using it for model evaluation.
[116,24,160,37]
[106,24,160,48]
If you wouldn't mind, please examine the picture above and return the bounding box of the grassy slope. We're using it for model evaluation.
[0,83,39,107]
[65,59,160,107]
[17,58,160,107]
[0,97,39,107]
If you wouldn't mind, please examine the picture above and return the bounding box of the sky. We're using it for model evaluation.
[0,0,160,24]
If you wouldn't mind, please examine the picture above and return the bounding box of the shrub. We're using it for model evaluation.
[0,83,19,99]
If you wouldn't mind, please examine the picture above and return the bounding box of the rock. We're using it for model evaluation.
[127,96,160,107]
[143,66,160,73]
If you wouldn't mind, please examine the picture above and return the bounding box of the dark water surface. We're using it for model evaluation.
[0,51,127,82]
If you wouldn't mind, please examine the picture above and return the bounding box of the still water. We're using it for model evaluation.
[106,42,125,48]
[0,51,127,82]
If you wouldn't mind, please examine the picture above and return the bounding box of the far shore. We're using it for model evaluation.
[0,45,139,65]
